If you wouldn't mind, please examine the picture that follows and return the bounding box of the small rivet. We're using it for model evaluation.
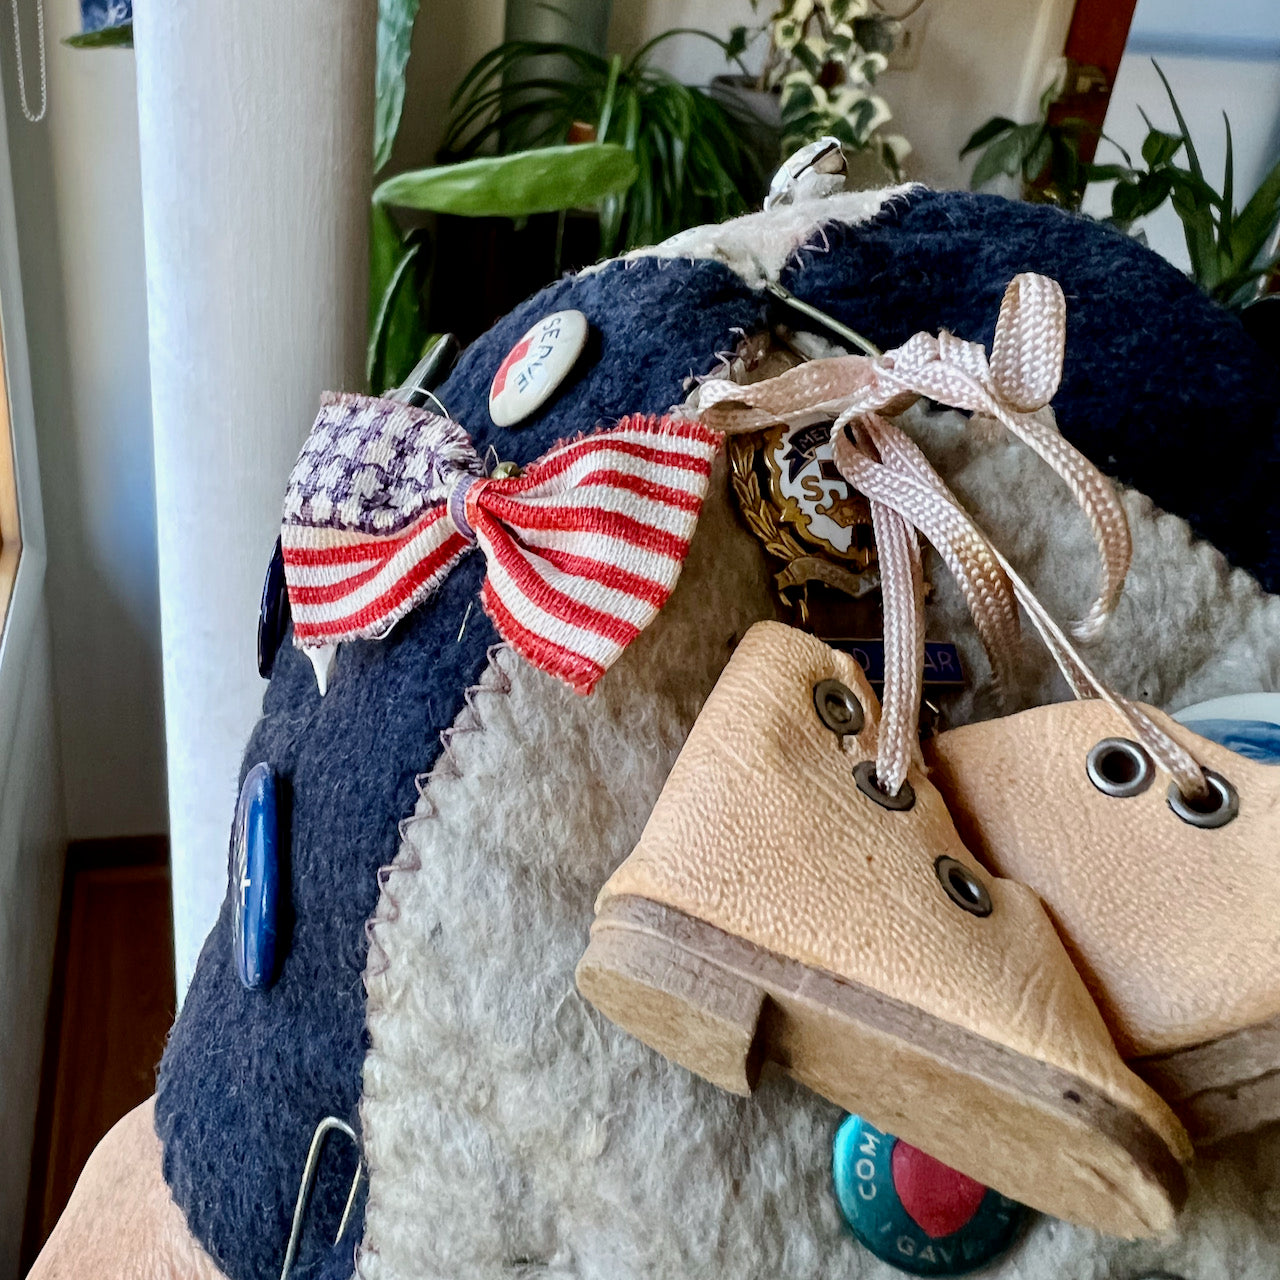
[813,679,865,737]
[854,760,915,811]
[1086,737,1155,799]
[934,855,993,917]
[1167,769,1240,829]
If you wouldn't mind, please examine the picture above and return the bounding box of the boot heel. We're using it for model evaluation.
[576,914,766,1095]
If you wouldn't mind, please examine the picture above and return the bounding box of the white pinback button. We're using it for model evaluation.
[488,309,589,428]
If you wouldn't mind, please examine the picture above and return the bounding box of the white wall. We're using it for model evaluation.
[392,0,1074,191]
[4,0,167,840]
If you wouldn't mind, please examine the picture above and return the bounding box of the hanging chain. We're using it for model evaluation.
[9,0,47,124]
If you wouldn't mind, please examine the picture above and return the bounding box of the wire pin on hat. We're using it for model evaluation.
[279,1116,365,1280]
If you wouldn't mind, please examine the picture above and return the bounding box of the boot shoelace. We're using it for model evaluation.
[698,273,1214,806]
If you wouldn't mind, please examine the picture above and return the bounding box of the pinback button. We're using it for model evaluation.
[488,309,589,428]
[258,537,290,679]
[231,762,282,990]
[1175,692,1280,764]
[832,1115,1027,1276]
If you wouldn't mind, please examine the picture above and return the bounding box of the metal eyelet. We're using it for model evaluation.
[813,679,865,737]
[934,855,993,917]
[1086,737,1155,798]
[1167,769,1239,829]
[853,760,915,811]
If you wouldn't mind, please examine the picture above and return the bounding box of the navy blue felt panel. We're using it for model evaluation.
[781,190,1280,591]
[153,256,767,1280]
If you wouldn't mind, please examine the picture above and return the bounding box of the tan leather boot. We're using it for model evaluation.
[577,621,1191,1238]
[925,701,1280,1146]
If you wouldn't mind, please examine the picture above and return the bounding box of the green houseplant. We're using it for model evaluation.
[442,32,764,255]
[959,83,1092,209]
[962,62,1280,310]
[367,1,641,391]
[723,0,909,178]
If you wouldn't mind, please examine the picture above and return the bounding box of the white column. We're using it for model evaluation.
[134,0,376,993]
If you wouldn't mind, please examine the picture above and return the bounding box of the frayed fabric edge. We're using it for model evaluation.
[586,184,923,289]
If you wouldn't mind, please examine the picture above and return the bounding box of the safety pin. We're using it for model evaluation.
[749,255,881,359]
[279,1116,365,1280]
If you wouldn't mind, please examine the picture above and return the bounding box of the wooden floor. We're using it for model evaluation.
[20,836,176,1273]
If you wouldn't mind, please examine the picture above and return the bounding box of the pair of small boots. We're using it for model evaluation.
[577,276,1280,1241]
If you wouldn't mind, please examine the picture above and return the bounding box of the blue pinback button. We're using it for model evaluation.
[1175,692,1280,764]
[258,537,290,679]
[833,1115,1026,1276]
[231,762,282,990]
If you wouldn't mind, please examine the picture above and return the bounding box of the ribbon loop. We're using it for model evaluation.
[697,273,1131,641]
[281,393,720,695]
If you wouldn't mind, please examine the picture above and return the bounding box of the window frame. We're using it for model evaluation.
[0,63,50,779]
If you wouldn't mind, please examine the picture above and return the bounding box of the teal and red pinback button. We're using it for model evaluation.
[833,1116,1027,1276]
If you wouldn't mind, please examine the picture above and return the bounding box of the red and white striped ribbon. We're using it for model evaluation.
[281,401,719,695]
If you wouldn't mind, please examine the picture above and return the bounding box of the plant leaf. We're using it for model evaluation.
[1141,127,1182,168]
[366,233,430,393]
[374,0,421,173]
[1153,60,1203,182]
[374,143,638,218]
[960,116,1016,157]
[64,21,133,47]
[1025,128,1053,185]
[969,124,1037,190]
[1225,151,1280,278]
[1086,162,1132,183]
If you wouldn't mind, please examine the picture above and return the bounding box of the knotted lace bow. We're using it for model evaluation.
[699,273,1132,642]
[281,393,719,695]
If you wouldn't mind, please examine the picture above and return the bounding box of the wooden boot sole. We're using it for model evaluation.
[1135,1011,1280,1145]
[577,895,1187,1239]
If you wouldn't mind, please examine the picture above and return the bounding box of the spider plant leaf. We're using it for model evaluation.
[960,117,1016,158]
[1225,152,1280,279]
[1153,60,1203,183]
[374,144,638,218]
[1214,251,1280,307]
[1221,112,1234,242]
[627,26,735,70]
[374,0,420,172]
[597,54,623,140]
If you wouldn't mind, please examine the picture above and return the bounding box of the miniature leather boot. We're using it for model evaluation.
[578,621,1192,1238]
[691,266,1280,1148]
[925,703,1280,1146]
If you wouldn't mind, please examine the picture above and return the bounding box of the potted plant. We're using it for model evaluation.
[714,0,909,183]
[443,32,763,254]
[962,63,1280,312]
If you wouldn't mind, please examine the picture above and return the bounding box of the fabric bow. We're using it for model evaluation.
[281,393,720,694]
[698,273,1131,641]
